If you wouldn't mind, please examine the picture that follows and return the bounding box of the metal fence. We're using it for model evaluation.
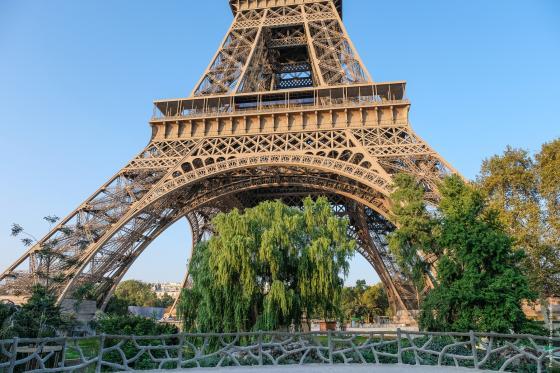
[0,330,558,372]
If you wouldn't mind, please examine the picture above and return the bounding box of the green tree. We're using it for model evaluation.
[0,302,17,331]
[390,174,537,333]
[478,140,560,324]
[354,280,367,293]
[341,281,390,324]
[537,139,560,235]
[341,281,367,322]
[94,314,179,370]
[155,293,175,309]
[1,285,72,338]
[95,313,178,336]
[178,197,355,332]
[105,295,130,316]
[388,174,438,306]
[105,280,172,315]
[10,216,71,291]
[361,283,389,323]
[113,280,158,306]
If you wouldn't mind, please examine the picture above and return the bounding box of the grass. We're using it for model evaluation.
[64,338,99,361]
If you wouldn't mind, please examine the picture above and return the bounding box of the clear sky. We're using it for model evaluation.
[0,0,558,286]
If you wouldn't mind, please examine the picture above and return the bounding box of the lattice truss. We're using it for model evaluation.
[194,1,370,96]
[0,122,451,316]
[0,0,457,320]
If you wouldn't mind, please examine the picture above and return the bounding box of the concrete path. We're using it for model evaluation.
[147,365,488,373]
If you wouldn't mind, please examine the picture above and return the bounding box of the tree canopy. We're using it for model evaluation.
[388,174,438,293]
[106,280,174,315]
[341,281,390,323]
[478,140,560,300]
[0,302,17,335]
[114,280,159,307]
[389,174,537,333]
[177,197,355,332]
[95,313,178,336]
[1,285,71,338]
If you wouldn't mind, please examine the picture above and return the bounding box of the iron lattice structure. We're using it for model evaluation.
[0,0,456,321]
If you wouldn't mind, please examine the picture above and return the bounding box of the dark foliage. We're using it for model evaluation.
[1,285,73,338]
[390,174,541,333]
[95,313,178,336]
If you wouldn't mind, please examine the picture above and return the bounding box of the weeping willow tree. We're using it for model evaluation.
[177,197,355,332]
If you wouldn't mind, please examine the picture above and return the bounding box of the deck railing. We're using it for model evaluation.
[0,330,558,372]
[151,96,410,121]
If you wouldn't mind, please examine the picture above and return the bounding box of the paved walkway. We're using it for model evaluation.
[148,365,488,373]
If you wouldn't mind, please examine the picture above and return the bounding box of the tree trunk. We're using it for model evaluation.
[540,297,551,330]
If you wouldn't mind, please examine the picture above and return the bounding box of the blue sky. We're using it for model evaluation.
[0,0,558,286]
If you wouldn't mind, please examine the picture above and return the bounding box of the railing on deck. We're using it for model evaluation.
[0,330,558,372]
[151,96,410,121]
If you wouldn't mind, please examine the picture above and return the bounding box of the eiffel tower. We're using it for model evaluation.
[0,0,455,322]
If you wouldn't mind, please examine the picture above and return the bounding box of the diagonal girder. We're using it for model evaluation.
[1,1,459,326]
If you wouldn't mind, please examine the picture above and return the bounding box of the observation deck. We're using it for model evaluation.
[150,82,409,140]
[153,82,407,122]
[229,0,343,17]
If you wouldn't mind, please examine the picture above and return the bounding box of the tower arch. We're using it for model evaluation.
[70,169,414,317]
[0,0,457,324]
[55,160,391,300]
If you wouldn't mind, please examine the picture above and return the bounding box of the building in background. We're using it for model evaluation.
[151,282,182,299]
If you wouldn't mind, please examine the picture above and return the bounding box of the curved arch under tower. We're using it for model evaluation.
[0,0,456,324]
